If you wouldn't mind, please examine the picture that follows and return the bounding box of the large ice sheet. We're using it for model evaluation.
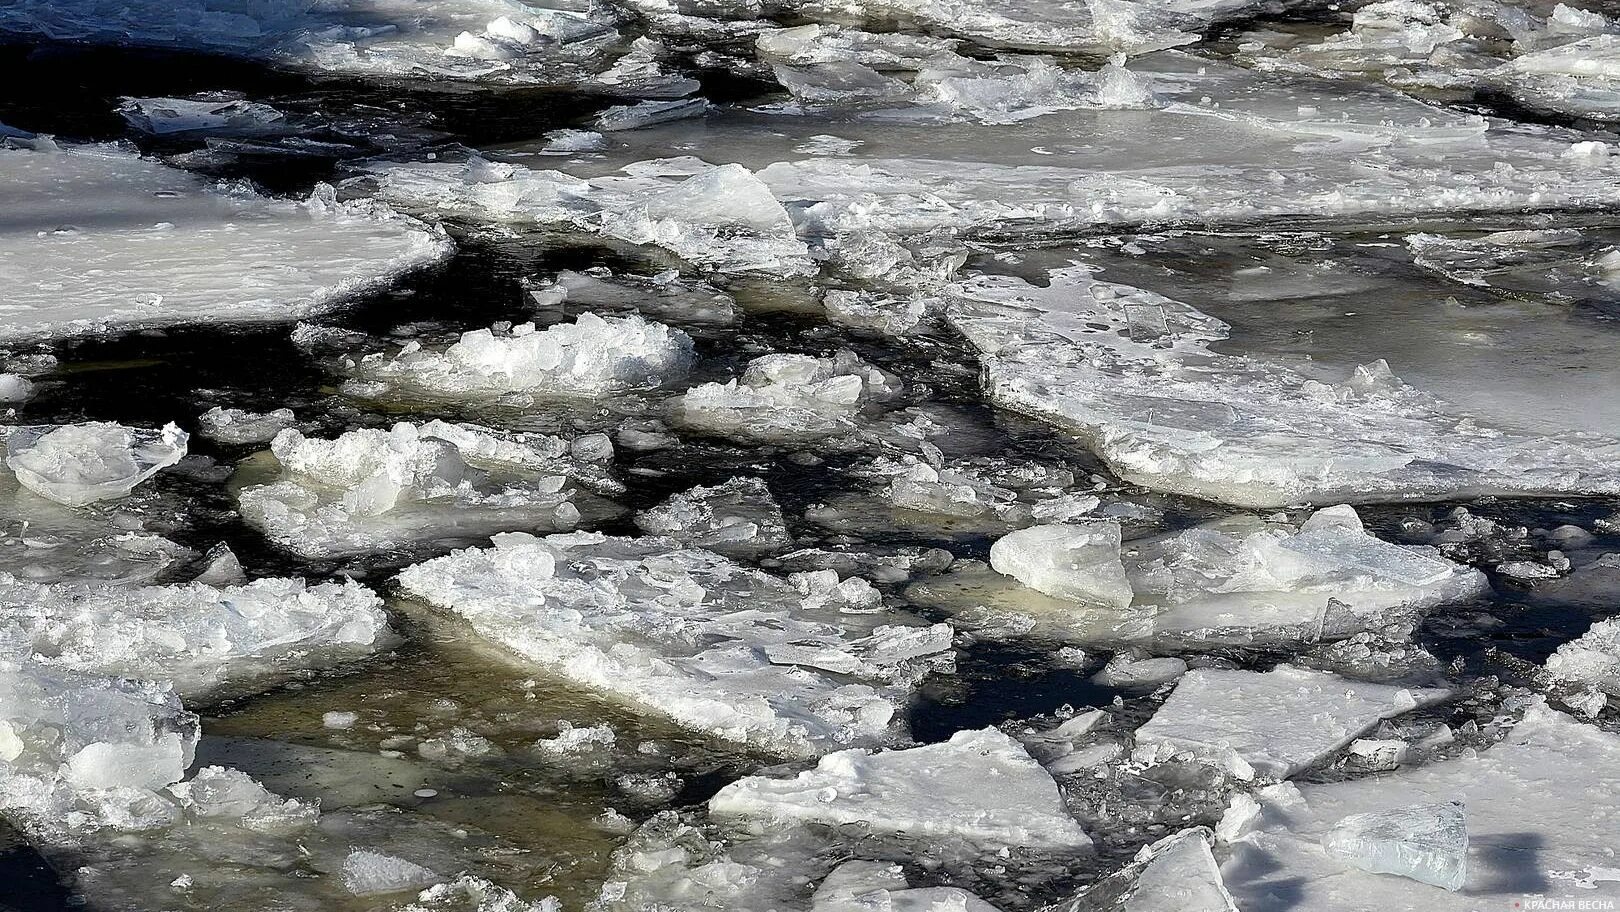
[0,140,450,344]
[947,265,1620,506]
[710,726,1091,849]
[0,574,388,699]
[1222,703,1620,910]
[1132,665,1450,779]
[237,420,619,559]
[396,531,953,757]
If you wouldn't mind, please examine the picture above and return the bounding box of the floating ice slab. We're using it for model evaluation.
[397,531,952,757]
[0,573,388,699]
[1132,666,1449,779]
[813,860,1004,911]
[948,265,1620,506]
[238,421,618,559]
[708,727,1092,849]
[1223,704,1620,910]
[0,140,449,343]
[342,848,441,895]
[1544,616,1620,697]
[982,508,1484,645]
[197,407,297,446]
[1320,801,1467,892]
[634,476,792,559]
[347,313,696,400]
[1049,827,1237,912]
[528,268,739,327]
[674,351,903,446]
[5,422,186,508]
[356,154,813,277]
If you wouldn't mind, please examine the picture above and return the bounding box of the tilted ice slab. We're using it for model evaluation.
[347,313,696,401]
[709,726,1091,849]
[1132,666,1449,780]
[1222,703,1620,910]
[634,476,792,559]
[946,265,1620,507]
[988,507,1487,644]
[355,154,814,277]
[238,420,619,559]
[4,422,187,508]
[0,139,449,344]
[0,0,695,89]
[0,574,388,699]
[1048,827,1237,912]
[397,531,952,757]
[673,351,904,446]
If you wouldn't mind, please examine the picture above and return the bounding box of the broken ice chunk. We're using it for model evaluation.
[708,727,1092,849]
[342,848,441,895]
[396,531,951,757]
[347,313,696,401]
[5,422,187,507]
[197,406,297,445]
[1544,616,1620,697]
[237,421,618,559]
[674,351,904,446]
[812,859,1004,911]
[0,373,34,403]
[401,875,561,912]
[1321,801,1467,892]
[634,476,791,559]
[0,573,388,699]
[117,94,286,136]
[1132,665,1449,780]
[989,521,1133,609]
[528,268,738,327]
[1048,827,1237,912]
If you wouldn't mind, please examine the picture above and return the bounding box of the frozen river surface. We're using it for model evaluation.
[1,2,1620,911]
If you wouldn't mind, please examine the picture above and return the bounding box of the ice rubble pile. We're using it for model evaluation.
[396,531,954,757]
[986,506,1486,644]
[709,726,1092,848]
[948,266,1620,506]
[4,422,188,507]
[755,24,1159,120]
[198,406,297,445]
[347,313,696,400]
[634,476,792,558]
[0,139,450,344]
[0,0,696,89]
[1223,703,1620,910]
[1543,616,1620,712]
[1246,0,1620,122]
[356,155,814,277]
[237,420,618,559]
[675,351,904,445]
[0,574,387,697]
[855,452,1087,524]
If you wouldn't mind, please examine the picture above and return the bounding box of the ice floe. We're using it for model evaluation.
[674,350,904,446]
[709,726,1091,849]
[1132,665,1450,780]
[397,530,953,757]
[4,422,187,507]
[0,139,449,343]
[237,420,621,559]
[1223,703,1620,910]
[947,265,1620,506]
[634,476,792,558]
[1048,827,1236,912]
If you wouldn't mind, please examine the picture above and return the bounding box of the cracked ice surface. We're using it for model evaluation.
[396,531,953,757]
[0,139,451,344]
[946,265,1620,506]
[1223,703,1620,910]
[1132,665,1450,780]
[709,726,1092,849]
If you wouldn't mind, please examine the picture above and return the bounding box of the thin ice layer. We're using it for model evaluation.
[0,574,388,699]
[1223,704,1620,910]
[0,140,449,343]
[396,531,952,757]
[1132,665,1449,779]
[947,265,1620,507]
[709,727,1092,849]
[237,420,618,560]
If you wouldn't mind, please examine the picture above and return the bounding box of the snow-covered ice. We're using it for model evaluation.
[709,726,1092,849]
[0,139,450,343]
[397,531,953,757]
[1132,665,1450,780]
